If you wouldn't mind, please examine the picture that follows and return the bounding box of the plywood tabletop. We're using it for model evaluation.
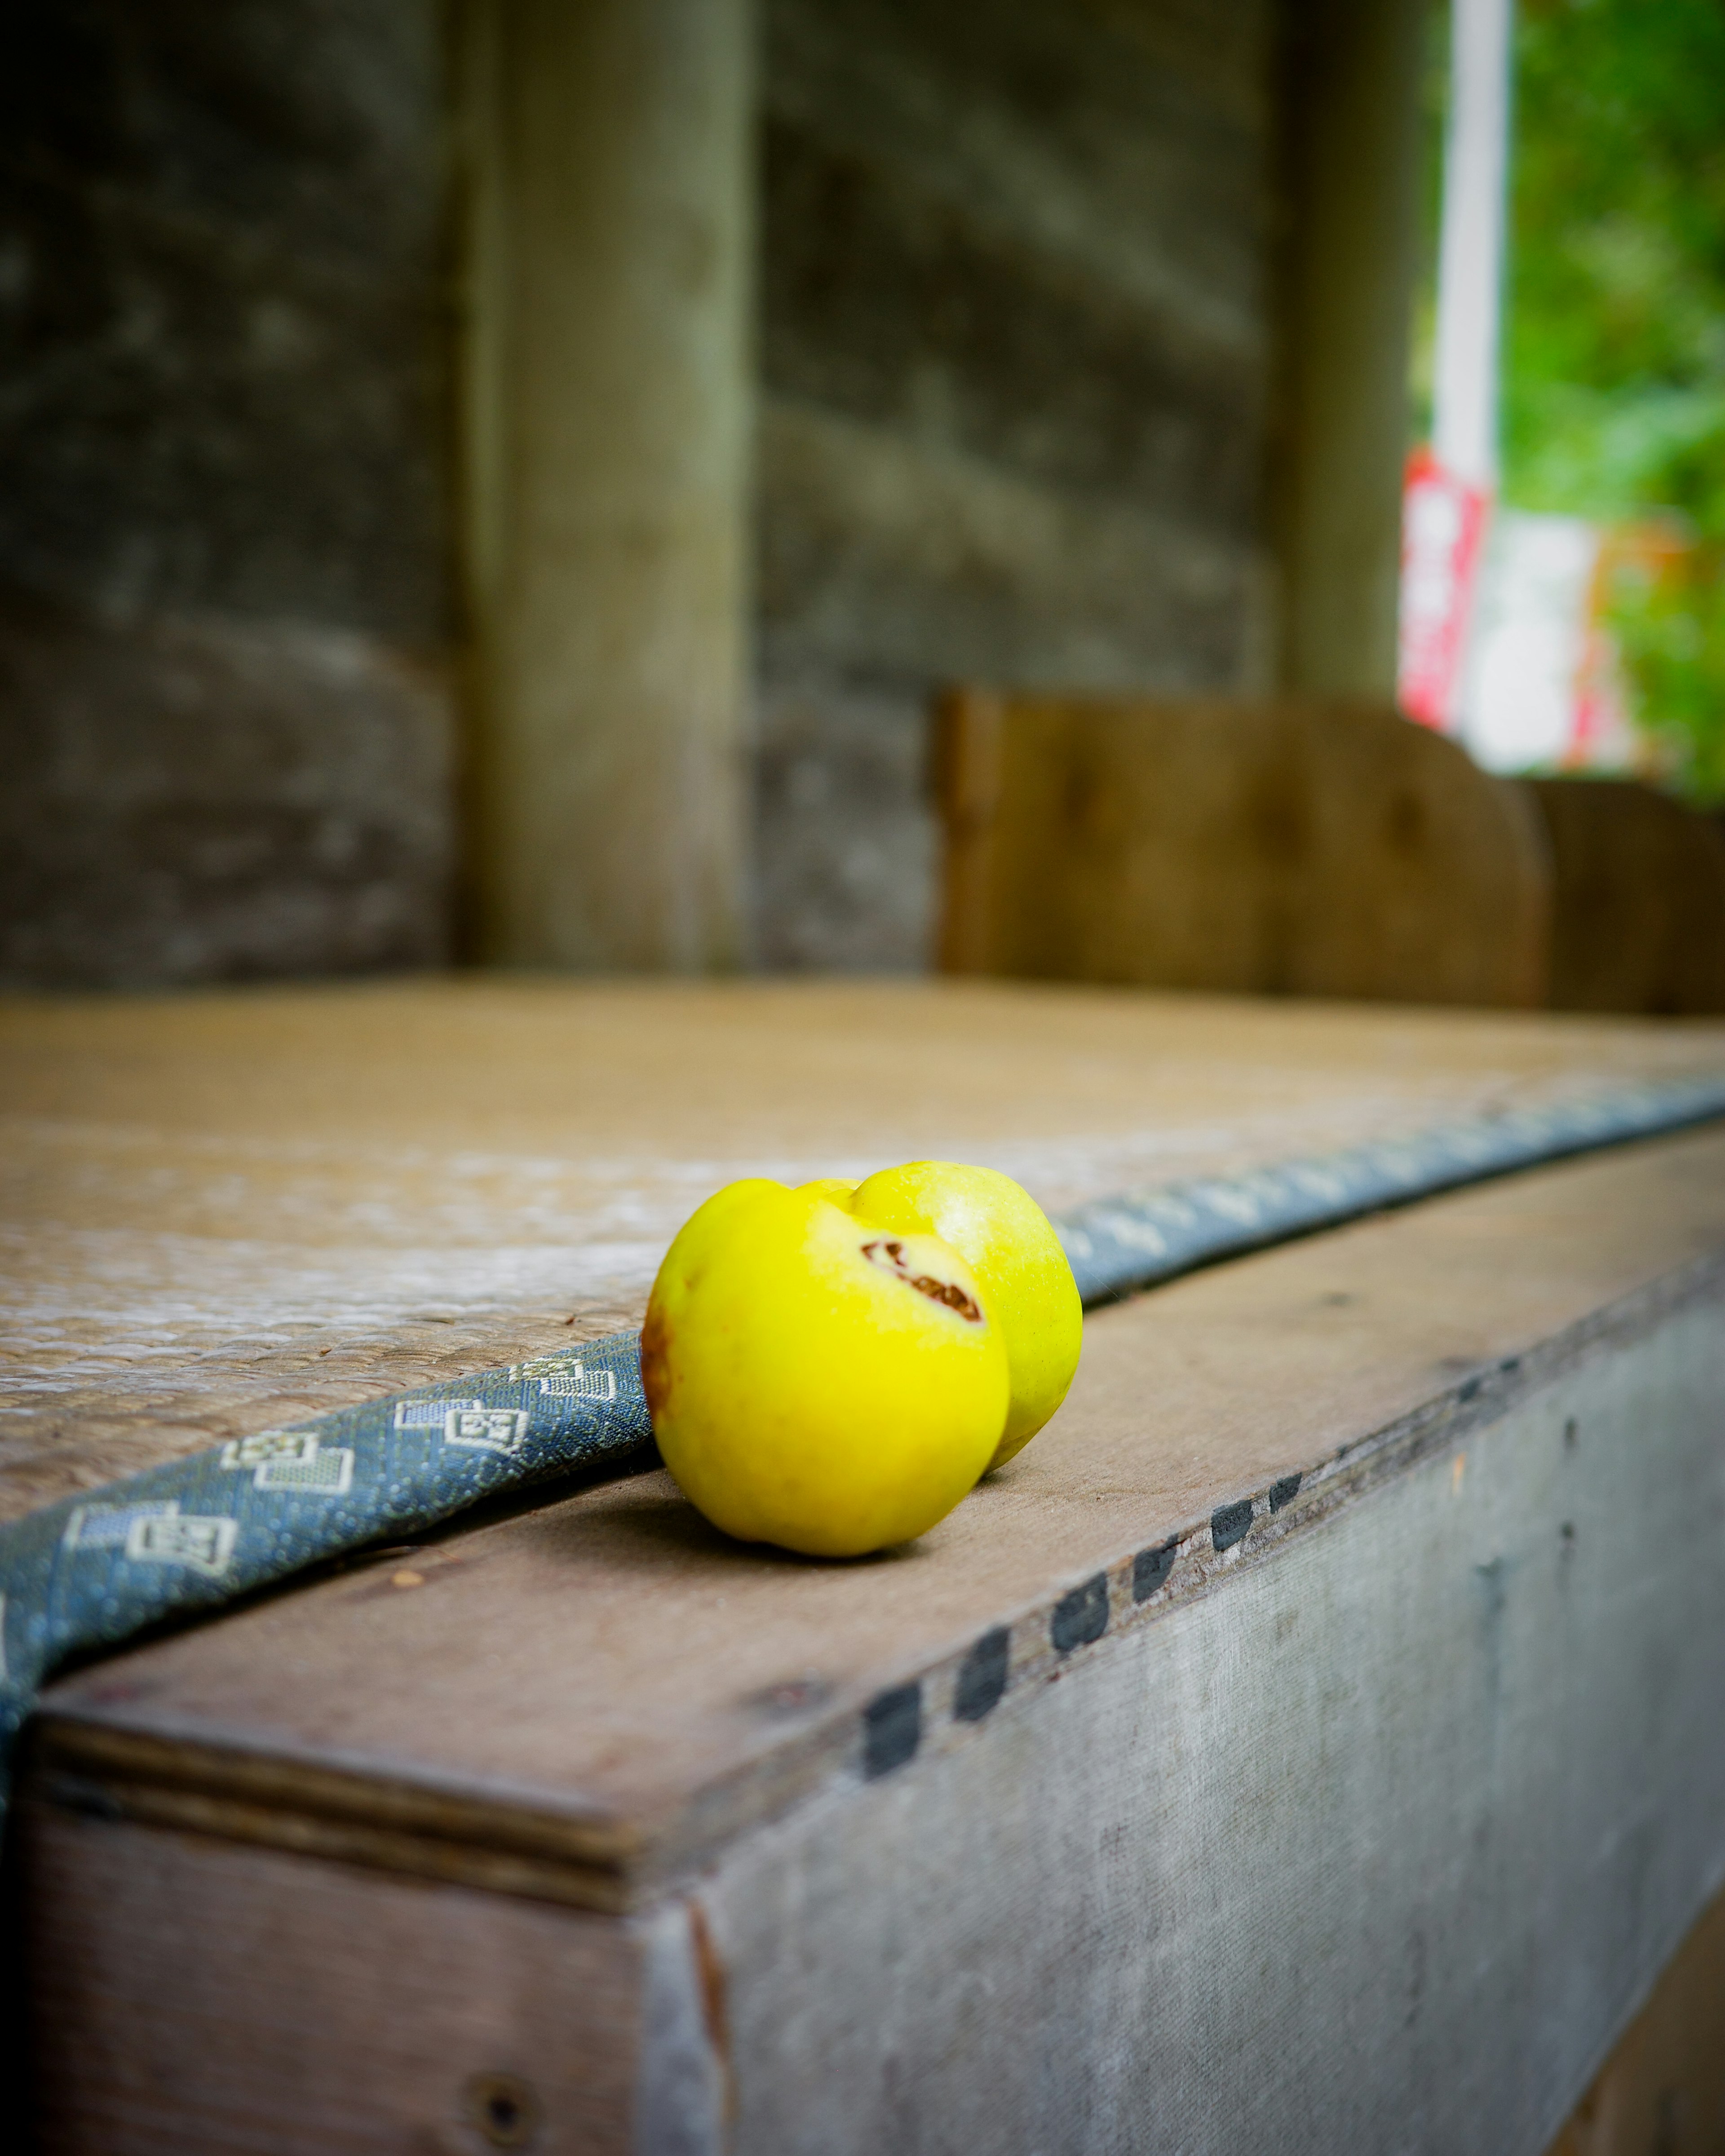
[34,1120,1725,1906]
[4,976,1725,1523]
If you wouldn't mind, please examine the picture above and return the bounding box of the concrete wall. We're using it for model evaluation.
[752,0,1279,968]
[0,0,455,986]
[0,0,1419,984]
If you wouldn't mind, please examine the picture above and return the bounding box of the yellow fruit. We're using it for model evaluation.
[641,1178,1009,1556]
[794,1176,858,1204]
[846,1161,1081,1470]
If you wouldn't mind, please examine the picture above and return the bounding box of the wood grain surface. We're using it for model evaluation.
[16,1805,644,2156]
[32,1120,1725,1909]
[4,978,1723,1522]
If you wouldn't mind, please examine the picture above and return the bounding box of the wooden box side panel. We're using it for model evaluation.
[700,1290,1725,2156]
[936,691,1552,1007]
[1548,1878,1725,2156]
[976,694,1290,990]
[15,1811,645,2156]
[933,686,1009,976]
[1530,778,1725,1018]
[1026,696,1287,993]
[1299,700,1552,1007]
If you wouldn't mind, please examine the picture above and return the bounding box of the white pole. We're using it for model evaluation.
[1432,0,1514,489]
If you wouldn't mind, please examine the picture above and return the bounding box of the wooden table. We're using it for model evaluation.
[5,981,1725,2154]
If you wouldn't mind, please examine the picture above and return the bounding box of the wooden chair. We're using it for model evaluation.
[936,689,1552,1007]
[1523,778,1725,1016]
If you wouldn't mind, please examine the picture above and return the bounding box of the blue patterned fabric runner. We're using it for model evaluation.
[0,1330,652,1810]
[2,1070,1722,1812]
[1054,1071,1725,1304]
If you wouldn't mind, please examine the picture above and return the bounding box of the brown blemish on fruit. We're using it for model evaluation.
[861,1238,982,1322]
[640,1300,671,1414]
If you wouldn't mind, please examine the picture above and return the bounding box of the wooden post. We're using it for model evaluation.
[1274,0,1428,699]
[456,0,753,970]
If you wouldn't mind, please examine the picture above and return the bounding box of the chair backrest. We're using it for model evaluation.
[1526,778,1725,1016]
[936,689,1553,1008]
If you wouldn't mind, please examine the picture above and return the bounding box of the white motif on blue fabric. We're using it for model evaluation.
[259,1448,354,1495]
[221,1431,315,1470]
[538,1366,617,1402]
[1199,1185,1263,1228]
[507,1353,583,1383]
[1090,1211,1168,1257]
[218,1430,354,1495]
[395,1397,483,1429]
[125,1512,237,1578]
[442,1407,531,1458]
[62,1499,180,1551]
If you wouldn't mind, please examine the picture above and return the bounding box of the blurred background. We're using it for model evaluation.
[1402,0,1725,795]
[0,0,1719,994]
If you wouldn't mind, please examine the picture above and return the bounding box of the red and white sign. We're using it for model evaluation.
[1397,448,1491,733]
[1455,511,1653,776]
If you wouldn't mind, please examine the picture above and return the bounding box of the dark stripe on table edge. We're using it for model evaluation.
[863,1683,922,1777]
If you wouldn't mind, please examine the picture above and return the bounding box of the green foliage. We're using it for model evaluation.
[1607,545,1725,799]
[1504,0,1725,797]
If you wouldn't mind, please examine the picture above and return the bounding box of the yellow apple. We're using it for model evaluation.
[846,1161,1081,1469]
[641,1178,1009,1556]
